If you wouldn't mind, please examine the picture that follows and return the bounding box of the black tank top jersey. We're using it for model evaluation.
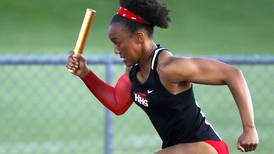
[129,45,221,148]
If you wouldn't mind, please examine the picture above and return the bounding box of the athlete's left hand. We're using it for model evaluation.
[237,127,259,152]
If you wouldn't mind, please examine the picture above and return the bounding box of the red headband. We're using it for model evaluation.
[117,7,147,24]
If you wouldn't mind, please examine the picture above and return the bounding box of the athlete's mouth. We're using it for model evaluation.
[120,56,126,61]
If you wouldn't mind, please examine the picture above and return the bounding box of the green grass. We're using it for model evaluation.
[0,0,274,55]
[0,64,273,154]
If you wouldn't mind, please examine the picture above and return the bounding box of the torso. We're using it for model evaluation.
[129,45,221,148]
[136,50,191,96]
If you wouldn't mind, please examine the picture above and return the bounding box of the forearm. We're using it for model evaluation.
[226,68,255,130]
[81,70,133,115]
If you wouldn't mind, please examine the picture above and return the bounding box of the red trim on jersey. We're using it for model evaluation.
[204,140,230,154]
[81,70,133,115]
[117,7,147,24]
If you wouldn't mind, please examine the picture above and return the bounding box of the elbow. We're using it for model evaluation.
[112,108,126,116]
[114,112,125,116]
[233,67,244,78]
[113,111,125,116]
[225,66,244,84]
[104,107,126,116]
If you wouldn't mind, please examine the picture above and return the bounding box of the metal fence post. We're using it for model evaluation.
[104,55,114,154]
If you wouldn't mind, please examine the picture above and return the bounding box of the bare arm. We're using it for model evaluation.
[159,55,259,152]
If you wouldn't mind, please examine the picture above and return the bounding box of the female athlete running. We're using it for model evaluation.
[66,0,259,153]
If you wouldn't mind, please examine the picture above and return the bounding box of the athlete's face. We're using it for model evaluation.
[108,23,143,67]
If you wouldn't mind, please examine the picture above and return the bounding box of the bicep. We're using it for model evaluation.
[113,71,134,114]
[115,72,133,103]
[115,66,132,102]
[164,57,237,85]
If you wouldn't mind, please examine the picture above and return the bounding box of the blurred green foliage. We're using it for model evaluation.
[0,0,273,55]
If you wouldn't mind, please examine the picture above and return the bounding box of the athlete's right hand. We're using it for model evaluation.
[66,51,89,78]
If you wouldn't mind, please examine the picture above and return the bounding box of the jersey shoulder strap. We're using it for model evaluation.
[151,46,167,70]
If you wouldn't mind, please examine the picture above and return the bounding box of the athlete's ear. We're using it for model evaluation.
[135,30,146,44]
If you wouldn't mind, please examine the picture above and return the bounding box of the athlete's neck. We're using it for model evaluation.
[138,41,157,73]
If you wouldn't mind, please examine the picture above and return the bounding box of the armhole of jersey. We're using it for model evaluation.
[129,64,138,82]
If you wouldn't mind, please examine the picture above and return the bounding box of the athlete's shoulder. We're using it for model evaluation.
[156,50,175,79]
[157,50,191,66]
[157,50,193,82]
[157,50,185,70]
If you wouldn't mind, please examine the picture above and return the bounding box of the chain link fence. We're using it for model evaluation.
[0,56,273,154]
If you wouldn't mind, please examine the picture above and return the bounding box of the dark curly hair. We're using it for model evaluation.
[110,0,171,37]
